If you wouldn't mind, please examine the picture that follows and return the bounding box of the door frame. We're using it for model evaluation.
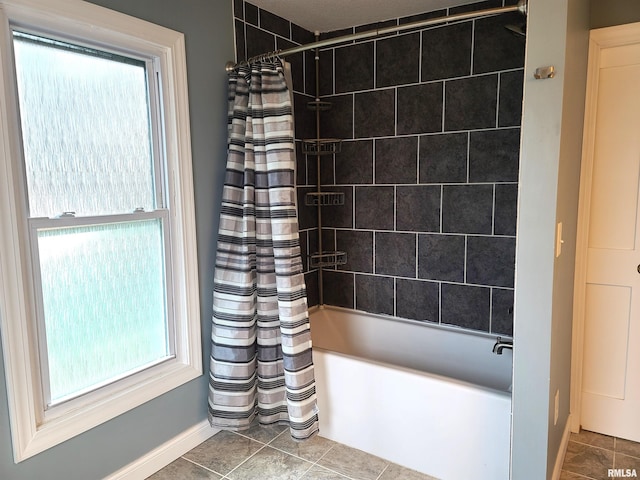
[571,21,640,434]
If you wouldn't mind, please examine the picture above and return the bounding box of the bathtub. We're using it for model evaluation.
[309,306,512,480]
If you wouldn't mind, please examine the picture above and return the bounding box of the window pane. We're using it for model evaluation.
[13,32,155,217]
[37,219,169,403]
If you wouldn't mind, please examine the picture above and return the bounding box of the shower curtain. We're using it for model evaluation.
[208,59,319,440]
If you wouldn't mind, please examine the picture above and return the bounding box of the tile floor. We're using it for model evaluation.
[148,425,640,480]
[560,429,640,480]
[147,423,438,480]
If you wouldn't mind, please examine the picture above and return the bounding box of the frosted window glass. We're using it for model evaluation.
[38,220,168,403]
[13,33,155,218]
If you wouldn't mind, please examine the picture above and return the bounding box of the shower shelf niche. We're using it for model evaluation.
[309,251,347,269]
[302,138,342,155]
[304,60,347,285]
[305,191,345,207]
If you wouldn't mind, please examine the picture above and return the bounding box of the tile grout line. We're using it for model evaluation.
[218,429,290,479]
[222,442,270,479]
[298,442,357,479]
[174,430,432,480]
[570,433,640,455]
[619,438,640,460]
[179,455,227,478]
[237,432,354,480]
[375,463,391,480]
[563,436,636,480]
[293,460,315,480]
[287,438,343,479]
[569,438,615,452]
[310,442,337,467]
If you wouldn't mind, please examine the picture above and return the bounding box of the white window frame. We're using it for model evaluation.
[0,0,202,462]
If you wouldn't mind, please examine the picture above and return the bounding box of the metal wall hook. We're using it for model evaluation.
[534,66,556,79]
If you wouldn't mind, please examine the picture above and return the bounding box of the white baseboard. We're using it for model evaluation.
[552,414,572,480]
[104,420,219,480]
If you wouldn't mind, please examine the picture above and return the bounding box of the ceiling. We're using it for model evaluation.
[248,0,485,33]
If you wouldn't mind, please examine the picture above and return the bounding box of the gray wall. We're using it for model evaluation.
[511,0,590,478]
[548,0,590,476]
[0,1,233,478]
[591,0,640,29]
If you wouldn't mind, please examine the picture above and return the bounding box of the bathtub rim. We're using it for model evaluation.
[308,304,513,342]
[308,305,513,397]
[312,344,512,399]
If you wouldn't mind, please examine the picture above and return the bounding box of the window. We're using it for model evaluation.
[0,0,201,461]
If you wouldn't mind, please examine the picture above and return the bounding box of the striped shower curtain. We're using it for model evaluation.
[208,59,319,440]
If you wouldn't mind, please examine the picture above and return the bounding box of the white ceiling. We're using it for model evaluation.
[248,0,485,33]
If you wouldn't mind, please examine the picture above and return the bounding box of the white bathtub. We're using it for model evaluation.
[309,306,512,480]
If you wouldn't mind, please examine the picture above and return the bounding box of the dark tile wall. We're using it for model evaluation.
[307,0,524,337]
[235,0,523,337]
[233,1,320,305]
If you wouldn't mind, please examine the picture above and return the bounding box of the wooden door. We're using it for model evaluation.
[581,39,640,442]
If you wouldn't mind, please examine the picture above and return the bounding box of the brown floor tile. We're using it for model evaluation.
[559,471,594,480]
[570,429,615,450]
[182,430,263,475]
[269,431,336,462]
[616,438,640,459]
[378,463,439,480]
[562,441,613,479]
[226,446,313,480]
[237,421,288,444]
[299,465,350,479]
[146,457,222,479]
[614,452,640,470]
[316,443,389,480]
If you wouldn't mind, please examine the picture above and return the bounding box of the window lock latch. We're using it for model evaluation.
[58,211,76,218]
[134,207,145,213]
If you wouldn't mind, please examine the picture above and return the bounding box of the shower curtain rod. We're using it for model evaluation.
[225,0,527,72]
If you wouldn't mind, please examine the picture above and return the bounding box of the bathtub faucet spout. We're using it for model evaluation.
[492,337,513,355]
